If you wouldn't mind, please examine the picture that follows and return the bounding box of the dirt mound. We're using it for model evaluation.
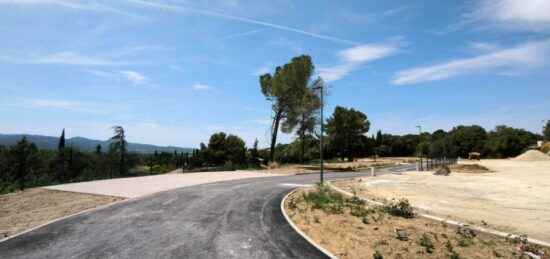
[449,164,491,173]
[513,150,550,161]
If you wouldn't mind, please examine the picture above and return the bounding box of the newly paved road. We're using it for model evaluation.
[0,165,413,258]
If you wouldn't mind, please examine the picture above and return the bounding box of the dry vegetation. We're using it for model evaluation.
[448,163,492,173]
[285,186,549,259]
[0,188,123,239]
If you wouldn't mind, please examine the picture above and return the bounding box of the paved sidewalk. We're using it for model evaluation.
[43,170,283,198]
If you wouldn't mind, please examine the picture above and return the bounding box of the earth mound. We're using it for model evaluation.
[512,150,550,162]
[449,164,491,173]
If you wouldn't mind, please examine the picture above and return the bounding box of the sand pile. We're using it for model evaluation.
[449,164,491,173]
[513,150,550,161]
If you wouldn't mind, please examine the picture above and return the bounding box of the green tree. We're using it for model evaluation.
[250,139,259,164]
[283,78,323,163]
[485,125,537,158]
[203,132,227,166]
[544,120,550,141]
[224,134,246,164]
[326,106,370,161]
[109,126,127,176]
[58,129,65,149]
[260,55,315,163]
[56,129,66,181]
[6,137,41,190]
[448,125,487,158]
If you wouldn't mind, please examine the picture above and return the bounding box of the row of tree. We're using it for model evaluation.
[0,127,190,194]
[258,55,545,163]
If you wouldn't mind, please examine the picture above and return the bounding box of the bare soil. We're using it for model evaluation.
[266,157,414,175]
[332,159,550,242]
[285,188,548,259]
[0,188,123,239]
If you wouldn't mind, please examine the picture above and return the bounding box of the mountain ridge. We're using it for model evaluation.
[0,134,194,154]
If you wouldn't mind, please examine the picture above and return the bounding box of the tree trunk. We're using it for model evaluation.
[299,132,305,164]
[347,135,353,162]
[269,108,283,163]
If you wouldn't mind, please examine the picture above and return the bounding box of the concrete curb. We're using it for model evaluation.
[327,179,550,248]
[280,188,338,259]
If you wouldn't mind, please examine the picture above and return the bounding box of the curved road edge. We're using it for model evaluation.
[280,187,337,259]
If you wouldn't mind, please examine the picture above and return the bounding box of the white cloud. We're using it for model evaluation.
[443,0,550,32]
[120,70,148,85]
[12,51,120,66]
[192,83,212,91]
[253,119,271,126]
[479,0,550,25]
[88,69,148,85]
[250,65,271,76]
[120,0,358,45]
[215,29,263,42]
[392,39,550,85]
[318,44,398,82]
[0,0,146,19]
[169,64,182,71]
[22,99,98,113]
[268,38,303,53]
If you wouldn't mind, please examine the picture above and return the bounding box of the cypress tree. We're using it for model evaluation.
[58,129,65,150]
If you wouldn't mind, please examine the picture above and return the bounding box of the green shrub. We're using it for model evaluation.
[302,183,344,210]
[383,199,414,218]
[419,233,434,253]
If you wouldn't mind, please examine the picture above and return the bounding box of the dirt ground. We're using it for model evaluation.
[0,188,123,239]
[333,159,550,242]
[285,188,546,259]
[266,157,414,175]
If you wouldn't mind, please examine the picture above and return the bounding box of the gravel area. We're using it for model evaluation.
[43,171,283,198]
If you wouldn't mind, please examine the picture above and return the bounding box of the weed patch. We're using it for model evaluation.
[383,199,414,218]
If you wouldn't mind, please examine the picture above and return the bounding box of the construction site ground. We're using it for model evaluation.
[332,159,550,242]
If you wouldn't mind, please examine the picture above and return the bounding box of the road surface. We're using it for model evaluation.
[0,165,413,258]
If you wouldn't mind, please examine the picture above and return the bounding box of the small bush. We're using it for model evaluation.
[395,229,409,241]
[302,183,344,210]
[419,234,434,254]
[383,199,414,218]
[373,251,383,259]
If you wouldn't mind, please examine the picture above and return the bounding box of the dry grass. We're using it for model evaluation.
[0,188,123,239]
[285,188,549,259]
[449,164,492,173]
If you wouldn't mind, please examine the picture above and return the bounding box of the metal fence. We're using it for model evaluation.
[417,157,457,171]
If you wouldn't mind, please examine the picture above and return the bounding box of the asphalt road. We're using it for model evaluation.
[0,164,413,258]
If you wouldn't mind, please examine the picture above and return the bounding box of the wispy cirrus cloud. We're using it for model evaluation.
[19,99,99,113]
[392,39,550,85]
[319,43,399,82]
[120,0,359,45]
[2,51,122,66]
[192,83,212,91]
[268,38,303,53]
[250,64,271,76]
[215,29,263,42]
[0,0,146,19]
[89,69,148,85]
[441,0,550,33]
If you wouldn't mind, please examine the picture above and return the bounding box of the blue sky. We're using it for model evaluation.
[1,0,549,148]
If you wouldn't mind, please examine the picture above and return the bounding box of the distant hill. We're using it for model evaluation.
[0,134,194,154]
